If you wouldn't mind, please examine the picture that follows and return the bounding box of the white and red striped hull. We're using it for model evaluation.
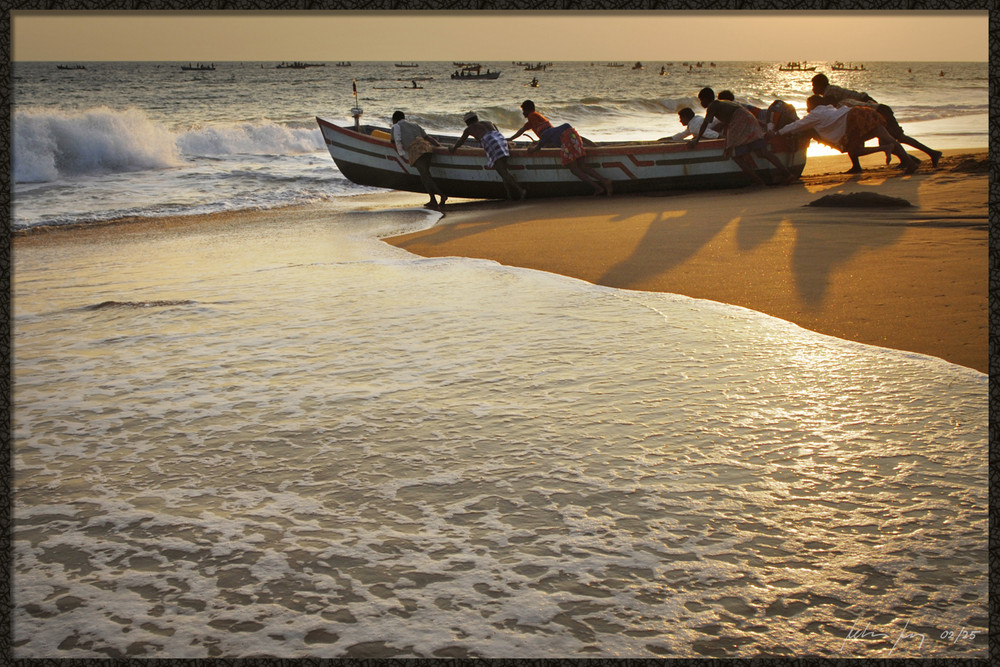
[317,117,808,199]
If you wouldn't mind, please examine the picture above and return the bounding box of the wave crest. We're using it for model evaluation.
[177,122,325,156]
[13,107,328,183]
[13,107,183,183]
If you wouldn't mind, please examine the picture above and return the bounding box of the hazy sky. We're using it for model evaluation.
[11,11,988,62]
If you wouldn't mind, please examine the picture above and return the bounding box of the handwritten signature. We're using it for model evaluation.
[841,617,979,656]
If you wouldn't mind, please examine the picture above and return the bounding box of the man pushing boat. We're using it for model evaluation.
[450,112,526,200]
[508,100,613,197]
[391,110,448,209]
[689,87,795,187]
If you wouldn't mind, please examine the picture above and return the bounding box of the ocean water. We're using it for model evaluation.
[11,60,988,229]
[10,61,989,659]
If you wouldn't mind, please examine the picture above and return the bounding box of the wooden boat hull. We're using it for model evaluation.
[317,117,808,200]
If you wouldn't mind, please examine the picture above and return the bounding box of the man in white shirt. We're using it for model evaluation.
[665,108,720,141]
[813,73,941,170]
[391,110,448,208]
[774,96,918,174]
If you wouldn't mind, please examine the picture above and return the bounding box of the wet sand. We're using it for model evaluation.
[14,150,987,373]
[387,150,988,373]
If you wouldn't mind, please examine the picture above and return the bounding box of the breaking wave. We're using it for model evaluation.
[13,106,326,183]
[176,121,324,156]
[13,107,182,183]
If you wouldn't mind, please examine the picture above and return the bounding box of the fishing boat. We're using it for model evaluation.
[181,63,215,71]
[276,61,325,69]
[778,61,817,72]
[316,117,808,199]
[451,65,501,80]
[57,64,87,70]
[831,61,865,71]
[395,62,419,68]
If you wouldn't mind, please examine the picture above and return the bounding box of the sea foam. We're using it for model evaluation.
[176,122,325,156]
[12,107,327,183]
[13,107,182,183]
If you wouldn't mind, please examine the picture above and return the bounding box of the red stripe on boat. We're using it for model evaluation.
[628,154,654,167]
[601,162,637,180]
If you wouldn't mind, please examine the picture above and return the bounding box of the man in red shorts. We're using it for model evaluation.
[508,100,613,197]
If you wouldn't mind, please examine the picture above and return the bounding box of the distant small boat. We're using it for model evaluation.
[632,61,644,70]
[451,65,500,80]
[451,71,501,80]
[57,64,86,70]
[606,62,625,68]
[336,62,352,67]
[395,63,419,68]
[778,62,816,72]
[524,63,548,71]
[831,62,865,71]
[181,63,215,71]
[276,62,325,69]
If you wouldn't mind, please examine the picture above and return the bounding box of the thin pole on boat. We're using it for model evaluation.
[350,79,363,131]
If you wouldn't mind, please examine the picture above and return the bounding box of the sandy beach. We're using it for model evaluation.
[388,149,988,373]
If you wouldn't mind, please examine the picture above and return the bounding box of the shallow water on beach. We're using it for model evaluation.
[12,207,987,658]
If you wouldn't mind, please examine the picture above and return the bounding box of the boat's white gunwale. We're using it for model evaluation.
[317,116,730,159]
